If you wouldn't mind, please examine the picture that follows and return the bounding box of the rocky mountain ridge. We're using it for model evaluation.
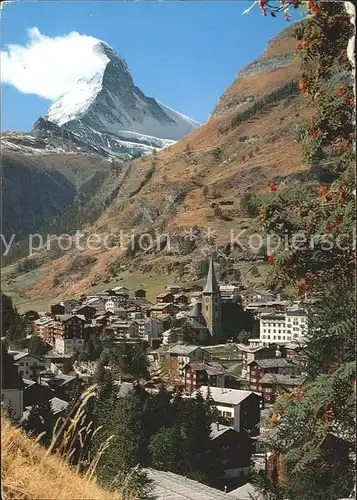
[45,41,199,158]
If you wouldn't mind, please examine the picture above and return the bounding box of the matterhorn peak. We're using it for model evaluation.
[44,39,199,158]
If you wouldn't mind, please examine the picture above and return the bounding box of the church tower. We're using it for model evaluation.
[202,256,222,341]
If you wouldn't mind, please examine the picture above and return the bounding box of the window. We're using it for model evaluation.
[19,362,24,367]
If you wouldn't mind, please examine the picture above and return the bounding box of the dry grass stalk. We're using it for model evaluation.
[1,417,121,500]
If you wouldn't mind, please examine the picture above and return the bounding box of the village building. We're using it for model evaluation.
[1,342,24,420]
[259,308,308,344]
[105,295,128,313]
[34,317,54,339]
[156,292,174,304]
[194,386,262,435]
[165,285,182,294]
[219,284,240,303]
[189,291,203,304]
[104,320,139,340]
[248,358,301,394]
[173,293,189,305]
[168,344,211,383]
[83,297,106,313]
[51,315,86,355]
[40,373,81,402]
[237,344,276,380]
[23,379,55,407]
[72,304,97,321]
[134,288,147,298]
[210,423,253,479]
[22,310,40,323]
[184,361,227,393]
[50,300,80,316]
[150,303,179,317]
[111,286,130,296]
[8,351,42,381]
[135,317,164,342]
[258,373,306,403]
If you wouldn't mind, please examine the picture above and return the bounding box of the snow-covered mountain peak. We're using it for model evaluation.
[44,40,199,158]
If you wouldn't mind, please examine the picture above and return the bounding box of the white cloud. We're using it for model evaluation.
[0,27,109,100]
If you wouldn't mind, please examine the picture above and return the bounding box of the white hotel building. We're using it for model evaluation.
[259,308,308,345]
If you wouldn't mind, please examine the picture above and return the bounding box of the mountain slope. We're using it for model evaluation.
[45,41,199,158]
[3,23,315,309]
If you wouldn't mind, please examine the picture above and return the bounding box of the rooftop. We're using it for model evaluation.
[202,257,220,295]
[151,303,176,309]
[210,422,233,440]
[249,358,298,368]
[187,361,227,376]
[236,344,269,353]
[50,397,69,415]
[194,386,260,406]
[9,350,41,361]
[146,469,244,500]
[169,344,202,355]
[260,373,306,386]
[186,302,203,318]
[228,483,264,499]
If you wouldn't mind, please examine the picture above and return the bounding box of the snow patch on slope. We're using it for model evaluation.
[47,72,106,126]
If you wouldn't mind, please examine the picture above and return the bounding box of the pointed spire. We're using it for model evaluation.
[203,256,219,294]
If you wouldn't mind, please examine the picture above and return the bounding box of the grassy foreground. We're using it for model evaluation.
[1,417,122,500]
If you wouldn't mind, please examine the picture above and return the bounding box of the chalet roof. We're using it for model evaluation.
[210,423,233,440]
[50,397,69,415]
[286,309,307,317]
[260,373,306,386]
[85,297,103,304]
[146,468,245,500]
[44,351,72,359]
[248,358,298,368]
[260,311,285,320]
[34,317,53,325]
[285,343,300,349]
[118,382,134,397]
[187,362,227,376]
[22,379,37,387]
[75,303,96,310]
[154,314,172,321]
[202,257,219,294]
[157,292,173,298]
[169,344,201,355]
[54,314,86,323]
[187,302,203,318]
[43,374,77,387]
[194,386,261,406]
[236,344,269,353]
[227,483,264,499]
[151,303,176,309]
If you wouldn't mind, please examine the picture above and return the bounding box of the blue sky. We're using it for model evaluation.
[1,1,300,132]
